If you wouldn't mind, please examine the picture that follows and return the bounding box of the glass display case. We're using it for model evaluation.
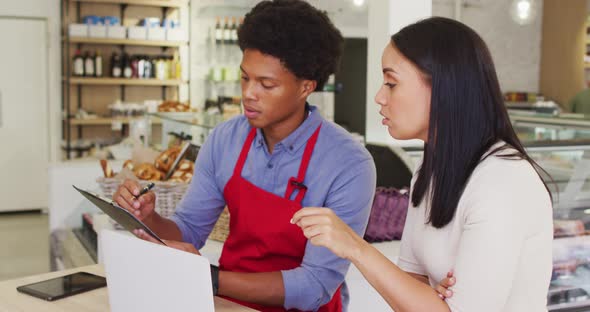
[512,111,590,311]
[151,112,226,148]
[403,111,590,311]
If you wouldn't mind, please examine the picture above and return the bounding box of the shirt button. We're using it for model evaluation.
[267,163,273,169]
[289,146,293,151]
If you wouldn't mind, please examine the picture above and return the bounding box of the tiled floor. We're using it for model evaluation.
[0,211,50,281]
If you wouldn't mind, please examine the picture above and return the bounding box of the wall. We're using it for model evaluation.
[0,0,61,163]
[364,0,432,146]
[364,0,545,146]
[539,0,587,109]
[190,0,369,113]
[432,0,543,94]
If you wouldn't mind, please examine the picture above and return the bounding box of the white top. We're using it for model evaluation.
[398,142,553,312]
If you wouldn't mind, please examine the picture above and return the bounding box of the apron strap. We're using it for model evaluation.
[284,123,322,203]
[234,128,258,176]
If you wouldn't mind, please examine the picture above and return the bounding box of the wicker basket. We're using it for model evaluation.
[96,177,230,242]
[209,207,230,242]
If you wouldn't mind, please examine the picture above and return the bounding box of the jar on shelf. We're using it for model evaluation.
[108,100,125,118]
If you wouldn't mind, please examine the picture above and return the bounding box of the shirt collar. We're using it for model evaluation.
[255,104,323,155]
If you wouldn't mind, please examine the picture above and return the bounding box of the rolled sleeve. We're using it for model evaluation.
[170,127,226,249]
[282,158,376,311]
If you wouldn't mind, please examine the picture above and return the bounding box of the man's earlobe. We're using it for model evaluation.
[304,81,316,94]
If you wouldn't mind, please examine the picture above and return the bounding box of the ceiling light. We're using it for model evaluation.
[510,0,536,25]
[353,0,365,7]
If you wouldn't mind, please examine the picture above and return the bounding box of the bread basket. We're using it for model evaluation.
[96,177,229,242]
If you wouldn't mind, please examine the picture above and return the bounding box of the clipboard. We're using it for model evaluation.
[73,185,166,245]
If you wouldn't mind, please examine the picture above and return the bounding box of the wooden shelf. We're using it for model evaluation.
[72,0,188,8]
[68,77,187,86]
[69,117,162,126]
[68,37,187,47]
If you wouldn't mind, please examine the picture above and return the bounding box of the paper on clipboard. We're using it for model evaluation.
[101,230,214,312]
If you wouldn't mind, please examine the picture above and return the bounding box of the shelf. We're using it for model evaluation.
[68,117,162,126]
[151,112,223,129]
[72,0,188,8]
[68,37,187,47]
[68,77,187,86]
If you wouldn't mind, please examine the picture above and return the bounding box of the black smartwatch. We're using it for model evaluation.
[210,264,219,296]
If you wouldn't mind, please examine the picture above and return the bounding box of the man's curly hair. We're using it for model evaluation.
[238,0,344,91]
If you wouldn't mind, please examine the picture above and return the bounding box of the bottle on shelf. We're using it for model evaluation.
[130,56,139,78]
[73,49,84,76]
[223,17,232,45]
[95,51,103,77]
[137,55,145,79]
[84,51,95,77]
[156,56,169,80]
[223,65,239,83]
[170,52,181,80]
[215,16,223,45]
[230,17,238,45]
[123,52,132,79]
[151,57,157,79]
[210,65,223,82]
[111,52,122,78]
[143,55,153,79]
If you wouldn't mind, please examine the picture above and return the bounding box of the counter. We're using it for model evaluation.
[0,264,254,312]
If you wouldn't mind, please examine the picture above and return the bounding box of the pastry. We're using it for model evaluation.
[170,170,193,183]
[123,159,135,171]
[100,159,115,178]
[157,100,190,112]
[169,159,194,182]
[155,147,181,173]
[134,163,163,181]
[176,159,194,173]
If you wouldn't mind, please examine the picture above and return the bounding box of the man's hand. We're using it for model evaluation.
[113,179,157,221]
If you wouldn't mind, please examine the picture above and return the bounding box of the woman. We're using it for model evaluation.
[292,17,553,312]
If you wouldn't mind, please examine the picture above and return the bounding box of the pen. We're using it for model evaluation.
[135,182,155,199]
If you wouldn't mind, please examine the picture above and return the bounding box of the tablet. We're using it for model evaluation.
[73,185,166,245]
[16,272,106,301]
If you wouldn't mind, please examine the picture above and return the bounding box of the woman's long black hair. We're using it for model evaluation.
[392,17,552,228]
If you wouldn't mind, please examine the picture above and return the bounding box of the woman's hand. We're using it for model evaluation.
[435,270,455,300]
[291,207,364,261]
[133,229,201,255]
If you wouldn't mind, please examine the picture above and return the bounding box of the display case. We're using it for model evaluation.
[510,112,590,311]
[401,111,590,311]
[151,112,225,148]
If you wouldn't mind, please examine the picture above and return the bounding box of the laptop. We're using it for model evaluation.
[100,230,214,312]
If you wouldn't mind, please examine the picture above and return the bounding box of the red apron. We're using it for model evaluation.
[218,124,342,312]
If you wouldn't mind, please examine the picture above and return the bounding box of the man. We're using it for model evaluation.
[114,1,376,311]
